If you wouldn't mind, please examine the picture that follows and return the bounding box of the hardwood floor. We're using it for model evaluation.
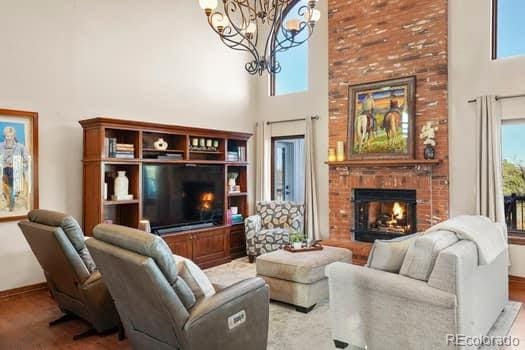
[0,281,524,349]
[0,290,131,349]
[508,282,525,350]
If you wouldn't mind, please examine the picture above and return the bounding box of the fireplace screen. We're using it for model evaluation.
[353,189,417,242]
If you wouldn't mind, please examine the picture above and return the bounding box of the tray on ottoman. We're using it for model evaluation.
[283,242,323,253]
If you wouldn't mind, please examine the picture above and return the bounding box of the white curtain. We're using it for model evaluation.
[304,117,321,240]
[475,96,506,233]
[255,121,271,202]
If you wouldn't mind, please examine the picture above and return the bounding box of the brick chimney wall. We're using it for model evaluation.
[328,0,449,241]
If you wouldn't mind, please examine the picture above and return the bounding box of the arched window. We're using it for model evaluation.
[270,0,309,96]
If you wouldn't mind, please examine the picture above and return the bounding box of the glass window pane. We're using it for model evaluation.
[272,137,305,203]
[273,0,309,96]
[496,0,525,58]
[502,121,525,232]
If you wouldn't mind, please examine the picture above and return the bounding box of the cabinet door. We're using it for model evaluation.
[192,228,230,268]
[230,224,246,259]
[163,233,193,259]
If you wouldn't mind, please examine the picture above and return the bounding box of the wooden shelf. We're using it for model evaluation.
[141,158,186,163]
[102,158,140,164]
[80,116,252,270]
[228,192,248,197]
[326,159,442,167]
[104,200,140,206]
[189,150,223,154]
[226,162,249,166]
[188,160,227,164]
[142,148,185,153]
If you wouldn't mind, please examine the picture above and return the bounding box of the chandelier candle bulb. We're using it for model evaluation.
[199,0,218,14]
[305,8,321,24]
[243,22,257,39]
[246,22,257,34]
[212,15,229,32]
[286,19,301,32]
[308,0,319,8]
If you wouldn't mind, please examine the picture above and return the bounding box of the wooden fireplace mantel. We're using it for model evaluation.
[325,159,442,167]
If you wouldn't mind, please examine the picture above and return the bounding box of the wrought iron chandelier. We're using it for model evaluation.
[198,0,321,76]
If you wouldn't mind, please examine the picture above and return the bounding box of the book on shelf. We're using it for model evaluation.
[104,138,135,158]
[227,147,246,162]
[231,214,244,225]
[105,137,117,158]
[227,151,239,162]
[237,146,246,162]
[226,209,233,225]
[114,153,135,159]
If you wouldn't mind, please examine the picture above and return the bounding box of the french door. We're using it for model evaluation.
[271,136,305,203]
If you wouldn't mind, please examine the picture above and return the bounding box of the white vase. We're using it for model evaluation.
[114,171,129,199]
[293,242,303,250]
[153,138,168,151]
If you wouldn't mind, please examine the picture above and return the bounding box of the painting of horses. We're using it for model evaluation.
[347,76,416,159]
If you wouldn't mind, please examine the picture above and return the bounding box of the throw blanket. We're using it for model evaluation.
[426,215,507,265]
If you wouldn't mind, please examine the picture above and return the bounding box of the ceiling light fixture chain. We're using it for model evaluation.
[199,0,321,76]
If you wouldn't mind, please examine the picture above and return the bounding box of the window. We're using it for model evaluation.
[502,121,525,233]
[271,136,305,203]
[271,0,309,96]
[493,0,525,59]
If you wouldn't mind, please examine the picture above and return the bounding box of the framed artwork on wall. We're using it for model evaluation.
[347,76,416,160]
[0,109,39,222]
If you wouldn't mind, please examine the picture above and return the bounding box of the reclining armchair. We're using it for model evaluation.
[245,201,304,262]
[86,224,270,350]
[18,210,120,339]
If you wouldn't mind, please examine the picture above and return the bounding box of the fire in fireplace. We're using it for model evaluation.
[353,189,417,242]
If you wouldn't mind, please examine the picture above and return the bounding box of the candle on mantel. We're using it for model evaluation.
[336,141,345,161]
[328,148,336,162]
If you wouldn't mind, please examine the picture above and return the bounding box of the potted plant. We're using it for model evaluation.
[419,121,439,160]
[290,232,305,250]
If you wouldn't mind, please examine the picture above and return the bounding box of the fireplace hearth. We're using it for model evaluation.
[353,189,417,243]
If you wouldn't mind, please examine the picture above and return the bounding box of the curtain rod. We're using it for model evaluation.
[467,93,525,103]
[266,115,320,125]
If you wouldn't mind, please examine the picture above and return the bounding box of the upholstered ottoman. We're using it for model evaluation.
[256,246,352,313]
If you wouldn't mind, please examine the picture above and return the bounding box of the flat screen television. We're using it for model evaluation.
[142,164,225,232]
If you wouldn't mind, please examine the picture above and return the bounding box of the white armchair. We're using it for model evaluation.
[326,239,508,350]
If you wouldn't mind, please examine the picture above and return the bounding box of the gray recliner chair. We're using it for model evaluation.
[86,224,270,350]
[18,210,120,339]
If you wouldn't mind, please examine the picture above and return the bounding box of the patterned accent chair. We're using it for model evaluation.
[245,201,305,262]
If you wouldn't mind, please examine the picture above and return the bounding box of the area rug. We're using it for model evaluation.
[205,258,522,350]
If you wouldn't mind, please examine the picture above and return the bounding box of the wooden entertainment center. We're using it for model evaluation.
[79,117,251,268]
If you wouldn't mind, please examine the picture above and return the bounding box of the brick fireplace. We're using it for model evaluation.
[327,0,449,262]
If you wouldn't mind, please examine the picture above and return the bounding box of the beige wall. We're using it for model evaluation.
[449,0,525,277]
[0,0,256,291]
[253,1,329,236]
[3,0,523,291]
